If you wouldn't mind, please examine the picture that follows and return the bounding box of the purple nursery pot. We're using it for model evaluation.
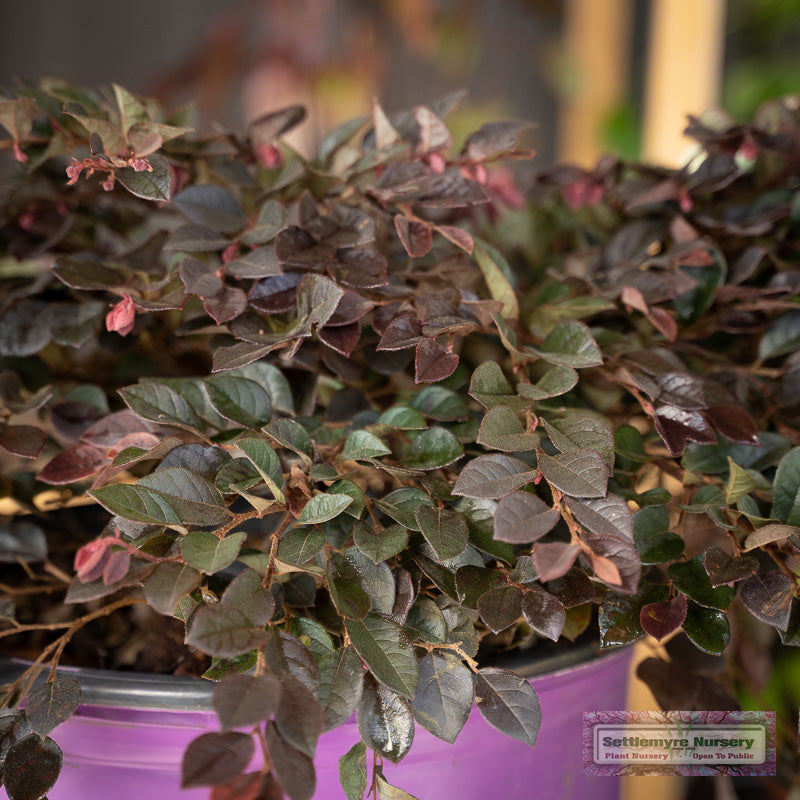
[1,645,631,800]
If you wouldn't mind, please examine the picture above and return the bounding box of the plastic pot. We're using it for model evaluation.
[0,644,631,799]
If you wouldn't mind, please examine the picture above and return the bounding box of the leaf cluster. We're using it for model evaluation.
[1,82,800,796]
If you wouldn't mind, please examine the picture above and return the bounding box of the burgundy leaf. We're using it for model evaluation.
[463,120,534,161]
[335,248,388,289]
[640,593,688,641]
[413,173,489,208]
[74,539,112,583]
[179,257,224,297]
[319,322,360,357]
[521,585,566,641]
[204,285,248,324]
[532,542,581,582]
[394,215,433,258]
[740,571,794,631]
[106,431,162,459]
[581,530,641,594]
[414,106,452,153]
[704,545,759,587]
[0,422,47,458]
[435,224,474,254]
[266,721,316,800]
[80,409,157,448]
[275,226,336,271]
[211,773,268,800]
[38,443,108,485]
[654,404,717,456]
[181,732,255,789]
[704,405,760,446]
[248,273,301,314]
[327,291,373,327]
[377,315,423,351]
[493,492,560,544]
[546,569,594,608]
[415,339,459,383]
[477,585,524,633]
[50,401,100,442]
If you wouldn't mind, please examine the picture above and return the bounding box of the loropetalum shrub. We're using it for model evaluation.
[1,82,800,797]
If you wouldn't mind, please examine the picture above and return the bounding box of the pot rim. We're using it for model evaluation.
[0,643,628,711]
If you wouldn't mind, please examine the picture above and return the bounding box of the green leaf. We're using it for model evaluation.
[409,386,468,421]
[88,483,181,529]
[235,437,284,500]
[354,522,409,563]
[667,556,735,610]
[725,457,758,503]
[410,652,474,744]
[477,406,539,452]
[474,667,540,747]
[299,493,353,525]
[415,506,469,561]
[289,617,335,659]
[345,614,419,698]
[3,734,63,800]
[772,446,800,525]
[119,383,202,432]
[181,530,247,574]
[377,405,427,429]
[453,454,537,500]
[265,418,312,460]
[295,274,344,331]
[682,601,729,655]
[173,184,246,234]
[116,154,174,202]
[673,253,726,324]
[339,740,368,800]
[204,376,271,429]
[329,480,366,518]
[241,199,287,246]
[357,677,415,764]
[405,596,447,642]
[341,430,392,461]
[517,365,579,402]
[543,415,614,467]
[319,647,365,732]
[531,320,602,368]
[759,310,800,360]
[468,361,529,411]
[136,467,230,525]
[538,448,608,498]
[404,427,463,470]
[327,550,372,619]
[633,506,684,565]
[228,361,294,414]
[473,240,518,320]
[598,591,647,648]
[373,488,434,530]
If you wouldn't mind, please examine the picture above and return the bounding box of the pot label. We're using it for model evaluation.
[582,710,776,776]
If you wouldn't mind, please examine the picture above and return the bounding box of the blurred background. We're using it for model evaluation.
[2,1,799,798]
[1,0,799,168]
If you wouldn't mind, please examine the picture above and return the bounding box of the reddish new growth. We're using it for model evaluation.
[106,293,136,336]
[66,151,153,192]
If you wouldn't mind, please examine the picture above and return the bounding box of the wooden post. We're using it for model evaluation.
[643,0,727,165]
[560,0,632,166]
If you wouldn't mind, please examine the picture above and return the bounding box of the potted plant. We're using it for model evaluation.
[0,81,795,800]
